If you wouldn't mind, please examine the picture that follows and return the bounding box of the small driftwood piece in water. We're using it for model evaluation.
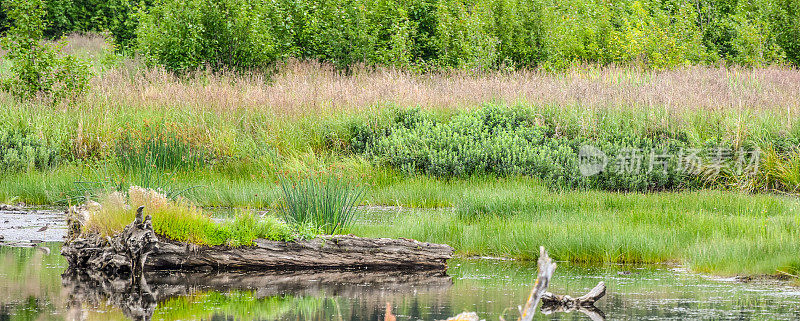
[437,247,606,321]
[62,206,453,274]
[541,282,607,321]
[541,281,606,307]
[518,246,557,321]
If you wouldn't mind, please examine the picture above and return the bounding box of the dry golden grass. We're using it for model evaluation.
[87,59,800,118]
[61,32,111,57]
[82,186,178,237]
[3,33,798,123]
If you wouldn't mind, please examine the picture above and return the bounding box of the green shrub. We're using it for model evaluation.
[279,175,363,235]
[434,0,499,70]
[0,127,59,172]
[135,0,278,72]
[4,0,798,69]
[772,0,800,66]
[362,105,703,191]
[0,0,92,105]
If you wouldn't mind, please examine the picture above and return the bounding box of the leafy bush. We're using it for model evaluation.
[3,0,798,69]
[0,0,92,105]
[131,0,797,71]
[361,105,701,191]
[135,0,278,72]
[0,127,59,172]
[279,175,363,235]
[772,0,800,66]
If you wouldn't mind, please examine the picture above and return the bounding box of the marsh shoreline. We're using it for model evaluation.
[1,207,797,284]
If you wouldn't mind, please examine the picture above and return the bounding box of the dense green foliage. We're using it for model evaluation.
[135,0,277,71]
[0,0,91,105]
[5,0,793,71]
[1,99,797,198]
[133,0,794,71]
[773,0,800,66]
[0,0,147,50]
[356,106,772,191]
[0,127,59,172]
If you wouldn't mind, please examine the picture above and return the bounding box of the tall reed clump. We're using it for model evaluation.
[279,176,363,235]
[59,129,210,204]
[82,186,302,246]
[759,147,800,194]
[116,131,207,173]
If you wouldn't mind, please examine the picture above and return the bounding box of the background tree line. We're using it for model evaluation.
[1,0,798,72]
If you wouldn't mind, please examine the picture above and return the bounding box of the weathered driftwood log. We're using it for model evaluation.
[62,206,158,282]
[147,235,452,270]
[62,206,453,274]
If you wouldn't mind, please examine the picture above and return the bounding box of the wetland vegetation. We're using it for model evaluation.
[1,0,799,281]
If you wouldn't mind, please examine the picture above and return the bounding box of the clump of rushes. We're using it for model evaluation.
[279,175,364,235]
[83,186,308,246]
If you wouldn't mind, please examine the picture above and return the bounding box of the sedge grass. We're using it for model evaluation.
[279,175,363,235]
[351,181,800,276]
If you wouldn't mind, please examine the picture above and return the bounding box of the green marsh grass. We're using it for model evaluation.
[352,181,800,276]
[2,35,799,277]
[279,175,364,235]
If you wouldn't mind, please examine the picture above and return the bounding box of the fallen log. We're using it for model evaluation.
[61,206,453,274]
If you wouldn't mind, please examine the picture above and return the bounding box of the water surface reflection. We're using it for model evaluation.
[2,243,800,320]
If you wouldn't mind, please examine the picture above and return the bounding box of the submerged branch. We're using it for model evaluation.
[518,246,557,321]
[441,247,606,321]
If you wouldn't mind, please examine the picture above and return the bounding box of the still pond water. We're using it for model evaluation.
[1,243,800,321]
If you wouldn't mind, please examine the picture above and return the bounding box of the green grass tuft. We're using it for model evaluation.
[279,175,364,235]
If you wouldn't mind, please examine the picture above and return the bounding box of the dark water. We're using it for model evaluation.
[1,243,800,321]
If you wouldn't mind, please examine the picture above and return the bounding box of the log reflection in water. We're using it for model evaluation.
[62,268,452,321]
